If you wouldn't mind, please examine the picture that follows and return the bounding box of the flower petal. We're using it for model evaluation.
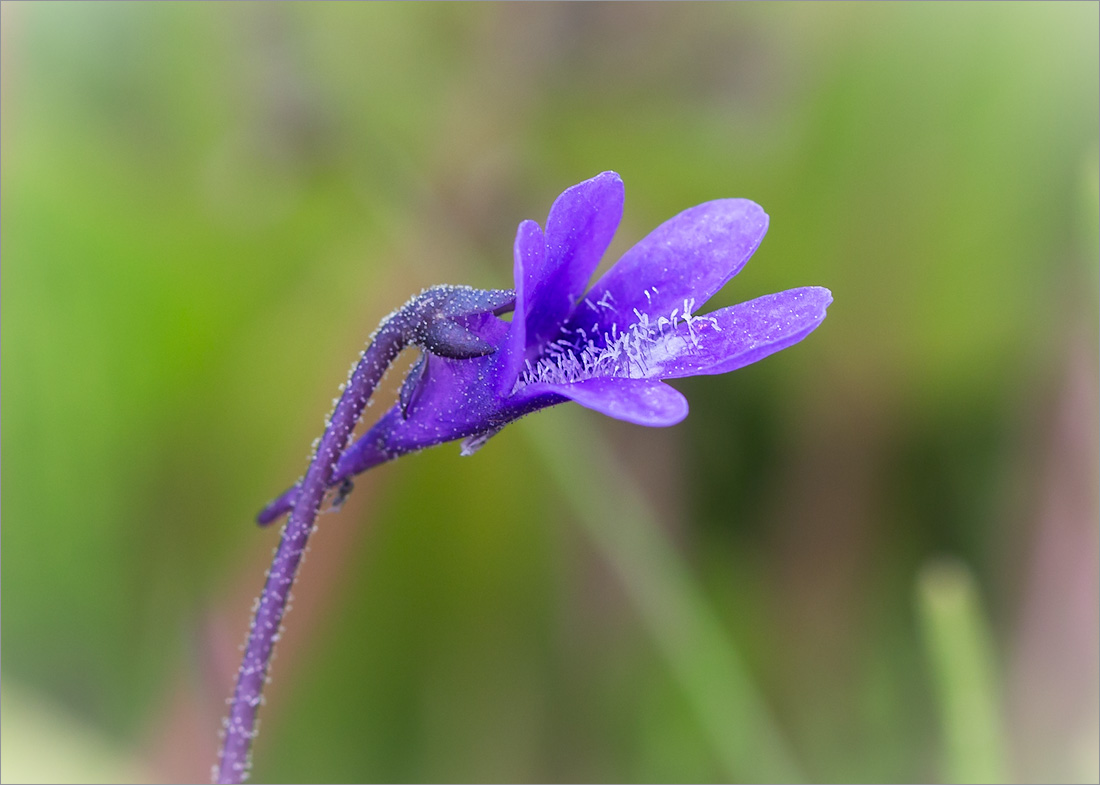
[565,198,768,336]
[498,218,543,392]
[521,376,688,427]
[645,287,833,379]
[525,172,624,350]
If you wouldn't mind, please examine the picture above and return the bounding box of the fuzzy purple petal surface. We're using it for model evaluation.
[524,172,624,350]
[357,332,546,462]
[519,377,689,427]
[565,199,768,337]
[646,286,833,380]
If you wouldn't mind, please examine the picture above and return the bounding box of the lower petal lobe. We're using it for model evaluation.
[521,376,689,427]
[647,286,833,379]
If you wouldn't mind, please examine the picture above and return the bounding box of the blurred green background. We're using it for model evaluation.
[2,2,1097,783]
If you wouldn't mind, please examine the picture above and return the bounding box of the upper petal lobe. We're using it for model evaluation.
[565,199,768,336]
[524,172,624,351]
[499,218,543,393]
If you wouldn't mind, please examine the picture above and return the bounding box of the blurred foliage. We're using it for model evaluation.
[2,2,1097,783]
[917,558,1006,784]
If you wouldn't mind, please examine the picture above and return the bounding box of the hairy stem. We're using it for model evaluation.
[215,318,410,784]
[215,284,512,782]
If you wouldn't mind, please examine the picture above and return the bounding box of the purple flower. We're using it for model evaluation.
[258,171,831,524]
[219,172,832,782]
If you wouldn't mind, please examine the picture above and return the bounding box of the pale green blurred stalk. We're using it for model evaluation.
[916,558,1008,784]
[524,409,804,783]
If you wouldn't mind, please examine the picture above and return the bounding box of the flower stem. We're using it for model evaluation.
[215,285,512,782]
[215,317,411,784]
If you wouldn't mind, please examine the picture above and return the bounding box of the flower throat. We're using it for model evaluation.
[514,289,720,390]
